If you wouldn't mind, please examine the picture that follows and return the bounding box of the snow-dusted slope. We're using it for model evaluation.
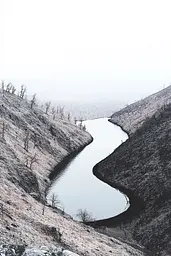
[0,90,145,256]
[0,90,92,197]
[110,85,171,134]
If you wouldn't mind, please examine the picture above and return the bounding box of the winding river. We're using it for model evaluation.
[48,118,128,220]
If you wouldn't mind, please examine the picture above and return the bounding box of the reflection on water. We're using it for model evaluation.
[48,118,128,220]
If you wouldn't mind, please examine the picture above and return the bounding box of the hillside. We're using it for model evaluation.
[93,88,171,255]
[0,88,145,256]
[110,85,171,134]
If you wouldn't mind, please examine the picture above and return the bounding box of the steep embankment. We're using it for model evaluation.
[0,90,145,256]
[110,85,171,134]
[0,91,92,198]
[94,87,171,255]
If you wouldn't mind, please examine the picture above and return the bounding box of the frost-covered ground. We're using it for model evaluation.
[110,85,171,134]
[0,90,145,255]
[95,87,171,255]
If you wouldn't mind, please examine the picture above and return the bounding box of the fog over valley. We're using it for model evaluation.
[1,0,171,111]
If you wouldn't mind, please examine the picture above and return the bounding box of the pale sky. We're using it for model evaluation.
[1,0,171,103]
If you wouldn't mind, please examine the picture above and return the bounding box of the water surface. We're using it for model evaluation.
[48,118,128,220]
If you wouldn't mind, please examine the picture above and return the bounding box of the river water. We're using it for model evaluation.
[48,118,128,220]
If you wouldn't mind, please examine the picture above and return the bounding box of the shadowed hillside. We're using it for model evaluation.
[95,96,171,255]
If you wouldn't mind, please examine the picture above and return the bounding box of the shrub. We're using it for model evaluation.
[76,209,94,223]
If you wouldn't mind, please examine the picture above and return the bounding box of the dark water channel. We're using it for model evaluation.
[48,118,128,220]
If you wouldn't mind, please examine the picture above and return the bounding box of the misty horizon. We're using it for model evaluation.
[1,1,171,104]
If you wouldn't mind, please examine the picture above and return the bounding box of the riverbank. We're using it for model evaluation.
[108,119,130,138]
[86,164,145,227]
[48,137,93,181]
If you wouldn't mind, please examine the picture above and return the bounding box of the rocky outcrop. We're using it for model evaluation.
[0,245,79,256]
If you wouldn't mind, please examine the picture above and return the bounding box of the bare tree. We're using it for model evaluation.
[2,82,16,95]
[59,107,65,119]
[29,153,38,170]
[42,203,45,216]
[45,102,51,114]
[49,193,60,208]
[51,107,56,120]
[79,117,84,129]
[6,83,12,93]
[20,85,26,99]
[1,80,5,97]
[76,209,94,223]
[79,121,83,130]
[67,113,71,122]
[74,117,77,125]
[56,106,59,115]
[11,85,16,95]
[51,107,56,115]
[1,121,6,140]
[24,130,30,151]
[31,94,36,109]
[82,124,86,131]
[42,190,48,215]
